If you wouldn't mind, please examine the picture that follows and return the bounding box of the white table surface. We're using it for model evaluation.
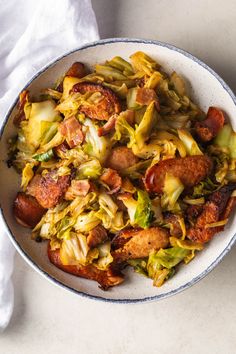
[1,1,236,353]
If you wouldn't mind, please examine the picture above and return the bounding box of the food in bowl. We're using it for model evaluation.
[9,51,236,290]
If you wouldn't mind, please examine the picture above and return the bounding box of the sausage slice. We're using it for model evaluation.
[13,192,46,228]
[106,146,139,171]
[27,172,70,209]
[144,155,213,194]
[48,244,124,290]
[112,227,169,262]
[72,82,121,120]
[187,184,236,243]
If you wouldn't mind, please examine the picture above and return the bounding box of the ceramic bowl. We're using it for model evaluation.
[1,38,236,303]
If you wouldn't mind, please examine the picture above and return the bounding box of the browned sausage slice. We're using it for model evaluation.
[144,155,213,194]
[106,146,139,171]
[13,192,46,228]
[27,172,70,209]
[65,62,87,78]
[112,227,169,263]
[72,82,121,120]
[48,244,124,290]
[187,184,236,243]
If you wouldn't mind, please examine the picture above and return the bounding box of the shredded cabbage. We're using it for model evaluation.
[11,51,236,290]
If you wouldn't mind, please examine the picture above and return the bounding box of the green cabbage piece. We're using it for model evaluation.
[134,101,157,149]
[40,121,59,146]
[109,211,128,233]
[144,71,162,89]
[95,64,127,81]
[61,76,81,100]
[21,162,35,191]
[98,193,118,218]
[148,247,190,270]
[113,102,158,158]
[170,72,186,96]
[150,197,163,224]
[93,241,113,270]
[214,124,236,159]
[147,247,189,286]
[192,178,220,197]
[106,56,134,76]
[95,209,127,233]
[74,211,100,233]
[128,259,148,277]
[177,129,202,155]
[35,131,64,155]
[127,88,141,109]
[33,149,54,162]
[77,158,102,179]
[162,113,190,130]
[43,88,62,101]
[103,82,128,99]
[23,100,61,151]
[34,193,97,239]
[161,173,184,210]
[84,118,110,163]
[55,146,88,167]
[118,190,153,229]
[60,232,98,266]
[112,113,136,144]
[134,190,153,229]
[118,194,137,226]
[130,51,159,76]
[226,169,236,182]
[169,237,203,264]
[121,159,152,179]
[56,216,75,239]
[211,150,230,183]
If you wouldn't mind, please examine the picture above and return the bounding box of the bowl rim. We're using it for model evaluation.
[1,37,236,303]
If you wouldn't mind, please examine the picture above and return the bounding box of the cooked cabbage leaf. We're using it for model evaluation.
[134,190,153,229]
[75,211,100,232]
[214,124,236,159]
[177,129,202,156]
[21,162,35,191]
[161,173,184,210]
[23,100,61,150]
[128,259,148,277]
[147,247,189,286]
[93,241,113,270]
[130,51,159,76]
[84,118,110,163]
[33,149,54,162]
[60,232,90,266]
[77,158,102,179]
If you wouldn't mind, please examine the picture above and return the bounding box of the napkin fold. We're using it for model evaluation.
[0,0,99,331]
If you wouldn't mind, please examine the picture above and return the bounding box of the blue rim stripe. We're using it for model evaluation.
[1,38,236,304]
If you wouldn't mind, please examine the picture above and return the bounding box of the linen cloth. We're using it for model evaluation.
[0,0,99,331]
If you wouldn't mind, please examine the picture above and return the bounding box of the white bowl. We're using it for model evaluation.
[1,38,236,303]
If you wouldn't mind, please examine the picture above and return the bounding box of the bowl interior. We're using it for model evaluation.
[1,39,236,302]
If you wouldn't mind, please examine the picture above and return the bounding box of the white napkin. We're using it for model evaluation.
[0,0,99,331]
